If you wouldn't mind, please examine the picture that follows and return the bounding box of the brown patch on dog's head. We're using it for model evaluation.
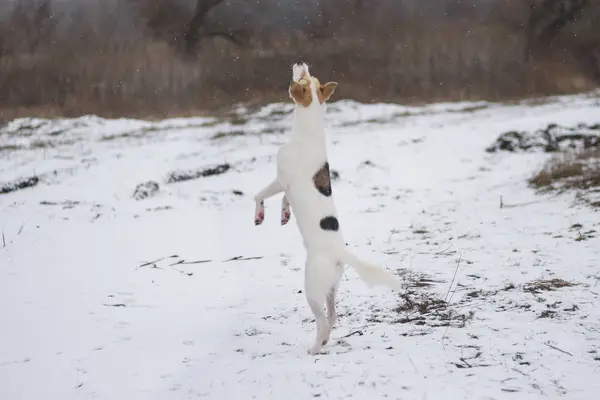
[290,77,339,107]
[289,63,339,107]
[289,77,313,107]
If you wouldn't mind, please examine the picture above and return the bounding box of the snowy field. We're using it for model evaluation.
[1,92,600,400]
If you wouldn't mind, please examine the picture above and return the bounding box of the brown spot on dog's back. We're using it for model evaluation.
[313,162,332,196]
[289,79,312,107]
[320,216,339,231]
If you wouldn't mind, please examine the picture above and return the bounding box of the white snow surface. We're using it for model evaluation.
[1,93,600,400]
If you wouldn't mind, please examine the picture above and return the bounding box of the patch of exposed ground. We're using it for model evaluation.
[365,268,583,334]
[487,122,600,208]
[486,122,600,153]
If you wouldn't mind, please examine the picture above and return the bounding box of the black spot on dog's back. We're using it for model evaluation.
[320,216,339,231]
[313,162,332,197]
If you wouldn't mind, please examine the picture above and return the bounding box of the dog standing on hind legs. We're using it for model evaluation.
[253,62,403,355]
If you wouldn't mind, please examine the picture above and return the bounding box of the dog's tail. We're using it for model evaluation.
[337,247,403,291]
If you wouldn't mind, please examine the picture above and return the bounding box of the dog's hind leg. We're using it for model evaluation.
[304,256,330,355]
[280,195,291,225]
[324,285,339,345]
[323,264,343,345]
[305,293,328,355]
[253,178,283,225]
[305,255,340,355]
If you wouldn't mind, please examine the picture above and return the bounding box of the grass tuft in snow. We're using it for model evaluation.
[0,144,21,152]
[367,267,474,329]
[523,278,575,294]
[165,163,231,184]
[211,130,246,140]
[529,148,600,207]
[132,181,160,200]
[0,175,40,195]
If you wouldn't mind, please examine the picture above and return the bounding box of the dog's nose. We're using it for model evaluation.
[294,61,305,67]
[292,62,309,81]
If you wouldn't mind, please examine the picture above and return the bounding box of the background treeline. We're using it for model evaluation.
[0,0,599,119]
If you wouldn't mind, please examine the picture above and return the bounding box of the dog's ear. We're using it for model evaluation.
[320,82,338,102]
[289,81,303,100]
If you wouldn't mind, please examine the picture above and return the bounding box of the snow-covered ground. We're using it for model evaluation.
[1,92,599,400]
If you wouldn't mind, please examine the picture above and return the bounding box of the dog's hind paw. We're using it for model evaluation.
[254,212,264,226]
[308,346,328,356]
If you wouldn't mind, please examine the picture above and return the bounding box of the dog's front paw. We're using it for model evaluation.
[281,210,291,225]
[254,212,264,226]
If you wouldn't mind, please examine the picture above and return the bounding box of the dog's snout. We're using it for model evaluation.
[292,62,310,82]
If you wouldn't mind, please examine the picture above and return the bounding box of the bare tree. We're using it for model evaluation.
[127,0,193,41]
[5,0,58,54]
[525,0,591,57]
[316,0,370,36]
[129,0,248,55]
[181,0,249,54]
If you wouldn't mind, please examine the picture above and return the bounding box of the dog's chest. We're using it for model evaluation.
[277,141,327,188]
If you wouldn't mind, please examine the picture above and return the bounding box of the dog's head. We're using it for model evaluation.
[289,62,338,108]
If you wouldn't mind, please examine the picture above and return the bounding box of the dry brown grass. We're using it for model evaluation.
[523,278,575,294]
[530,148,600,195]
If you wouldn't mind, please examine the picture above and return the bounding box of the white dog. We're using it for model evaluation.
[254,62,403,355]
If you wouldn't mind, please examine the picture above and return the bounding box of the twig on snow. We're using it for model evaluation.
[441,254,463,349]
[224,255,263,262]
[341,330,364,339]
[459,357,472,368]
[448,280,462,305]
[544,342,573,356]
[18,224,24,235]
[441,325,450,350]
[435,244,454,256]
[169,259,212,266]
[1,231,5,248]
[103,303,127,307]
[444,255,462,302]
[407,354,420,374]
[137,255,179,269]
[387,229,400,243]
